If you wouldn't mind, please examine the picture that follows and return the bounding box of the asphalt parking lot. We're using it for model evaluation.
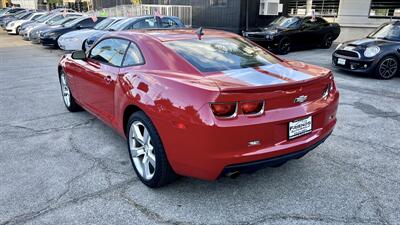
[0,30,399,225]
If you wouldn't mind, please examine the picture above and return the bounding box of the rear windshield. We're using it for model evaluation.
[165,37,280,72]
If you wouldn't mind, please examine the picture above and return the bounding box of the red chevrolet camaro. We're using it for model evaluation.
[58,29,339,188]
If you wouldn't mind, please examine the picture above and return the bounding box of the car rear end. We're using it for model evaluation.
[205,72,337,178]
[158,34,339,180]
[165,72,338,180]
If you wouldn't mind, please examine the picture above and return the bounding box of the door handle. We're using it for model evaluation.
[104,75,112,84]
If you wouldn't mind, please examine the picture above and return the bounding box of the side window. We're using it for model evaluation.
[303,18,317,27]
[122,42,145,67]
[78,19,95,27]
[161,18,179,28]
[32,14,42,20]
[89,39,130,67]
[315,17,327,24]
[131,18,158,29]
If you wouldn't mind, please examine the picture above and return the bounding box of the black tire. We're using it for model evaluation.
[375,55,399,79]
[321,33,334,49]
[126,111,179,188]
[16,26,20,35]
[59,70,82,112]
[277,38,291,55]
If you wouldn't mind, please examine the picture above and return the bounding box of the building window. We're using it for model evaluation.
[370,0,400,18]
[288,0,307,15]
[210,0,227,7]
[288,0,339,16]
[312,0,339,16]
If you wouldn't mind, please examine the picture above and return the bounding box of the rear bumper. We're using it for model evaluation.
[220,131,331,176]
[156,90,339,181]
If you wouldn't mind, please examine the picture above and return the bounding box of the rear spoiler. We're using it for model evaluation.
[218,75,331,93]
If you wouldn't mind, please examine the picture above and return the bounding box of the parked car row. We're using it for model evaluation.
[244,16,399,79]
[3,8,185,52]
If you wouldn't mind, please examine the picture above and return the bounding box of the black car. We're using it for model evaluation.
[243,16,341,54]
[333,21,400,79]
[39,16,105,48]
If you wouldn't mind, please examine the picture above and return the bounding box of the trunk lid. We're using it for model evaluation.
[205,61,333,109]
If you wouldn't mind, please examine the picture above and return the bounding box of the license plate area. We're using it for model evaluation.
[337,58,346,65]
[288,116,312,140]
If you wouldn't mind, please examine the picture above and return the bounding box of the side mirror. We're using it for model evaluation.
[71,50,86,60]
[76,25,82,30]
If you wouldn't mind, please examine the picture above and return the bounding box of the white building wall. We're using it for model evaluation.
[326,0,395,42]
[11,0,37,9]
[337,0,393,26]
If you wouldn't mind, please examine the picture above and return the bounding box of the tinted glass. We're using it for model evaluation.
[15,12,29,19]
[271,16,300,28]
[10,8,24,14]
[107,18,133,31]
[303,17,325,25]
[35,13,51,22]
[166,38,280,72]
[123,43,144,66]
[315,17,327,24]
[77,18,96,27]
[131,18,158,29]
[161,17,179,28]
[31,14,43,20]
[51,16,79,26]
[94,18,114,30]
[89,39,130,67]
[46,15,65,25]
[369,24,400,41]
[62,16,83,27]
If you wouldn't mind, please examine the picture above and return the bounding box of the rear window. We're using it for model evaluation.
[165,37,280,72]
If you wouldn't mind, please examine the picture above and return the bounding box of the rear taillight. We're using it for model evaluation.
[241,100,265,116]
[210,102,237,118]
[322,81,334,99]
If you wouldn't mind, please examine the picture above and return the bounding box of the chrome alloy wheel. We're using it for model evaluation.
[379,58,398,79]
[60,72,71,107]
[129,121,156,180]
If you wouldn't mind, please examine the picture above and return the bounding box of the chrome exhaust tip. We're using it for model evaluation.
[226,171,240,179]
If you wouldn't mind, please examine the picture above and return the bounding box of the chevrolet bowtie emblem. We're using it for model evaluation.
[294,95,308,103]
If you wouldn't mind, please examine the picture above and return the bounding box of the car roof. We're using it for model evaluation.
[124,15,178,21]
[116,28,239,42]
